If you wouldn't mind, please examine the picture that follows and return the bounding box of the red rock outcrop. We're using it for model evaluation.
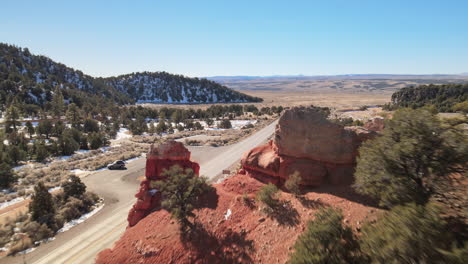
[127,141,200,227]
[364,117,385,132]
[241,107,377,187]
[97,173,380,264]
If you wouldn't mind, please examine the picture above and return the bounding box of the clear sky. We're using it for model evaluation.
[1,0,467,77]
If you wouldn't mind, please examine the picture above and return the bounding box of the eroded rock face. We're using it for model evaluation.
[127,141,200,227]
[241,107,377,187]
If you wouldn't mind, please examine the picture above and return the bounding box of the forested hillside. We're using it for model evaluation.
[389,84,467,112]
[105,72,262,103]
[0,43,261,112]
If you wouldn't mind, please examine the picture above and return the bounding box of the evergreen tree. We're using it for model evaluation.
[0,162,16,188]
[34,140,49,162]
[361,203,457,263]
[37,120,53,139]
[354,109,468,207]
[7,145,27,165]
[4,105,20,131]
[156,120,168,134]
[29,182,55,227]
[218,119,232,129]
[153,165,211,229]
[59,132,80,156]
[289,207,362,264]
[88,132,106,149]
[25,121,35,139]
[63,175,86,199]
[205,118,214,127]
[66,103,81,128]
[83,119,100,133]
[51,87,64,118]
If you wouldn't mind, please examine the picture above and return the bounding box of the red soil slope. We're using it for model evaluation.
[97,173,380,264]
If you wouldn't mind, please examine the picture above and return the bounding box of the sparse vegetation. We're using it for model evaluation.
[285,172,302,197]
[256,183,279,210]
[154,165,212,229]
[289,207,362,264]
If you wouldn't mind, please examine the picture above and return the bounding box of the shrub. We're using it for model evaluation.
[289,207,362,264]
[285,171,302,197]
[361,203,458,263]
[218,119,232,129]
[63,175,86,199]
[256,183,279,209]
[23,221,53,242]
[8,236,32,255]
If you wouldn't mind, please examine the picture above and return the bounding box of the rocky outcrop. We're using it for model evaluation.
[241,107,377,187]
[127,141,200,227]
[364,117,385,132]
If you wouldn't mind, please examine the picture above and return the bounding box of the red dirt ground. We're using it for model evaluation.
[96,174,381,264]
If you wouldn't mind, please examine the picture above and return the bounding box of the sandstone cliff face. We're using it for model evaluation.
[127,141,200,227]
[241,107,377,187]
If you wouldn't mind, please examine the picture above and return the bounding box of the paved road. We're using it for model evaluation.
[2,120,277,264]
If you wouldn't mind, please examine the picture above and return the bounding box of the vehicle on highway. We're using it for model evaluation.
[107,160,127,170]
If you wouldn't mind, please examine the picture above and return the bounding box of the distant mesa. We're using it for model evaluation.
[241,107,377,187]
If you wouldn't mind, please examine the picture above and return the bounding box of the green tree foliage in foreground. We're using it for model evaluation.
[289,207,362,264]
[63,175,86,199]
[154,165,212,229]
[29,182,55,228]
[354,108,468,207]
[361,203,465,264]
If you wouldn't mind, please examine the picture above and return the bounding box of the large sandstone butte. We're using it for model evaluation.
[241,107,376,187]
[127,141,200,227]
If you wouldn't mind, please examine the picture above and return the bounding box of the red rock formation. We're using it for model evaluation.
[97,173,381,264]
[364,117,385,132]
[241,107,377,187]
[127,141,200,227]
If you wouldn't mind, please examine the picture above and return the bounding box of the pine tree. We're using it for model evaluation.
[154,165,211,229]
[0,162,16,188]
[51,87,64,119]
[34,140,49,162]
[29,182,55,227]
[66,103,81,128]
[24,121,34,139]
[5,105,20,131]
[354,109,468,207]
[63,175,86,199]
[37,120,53,139]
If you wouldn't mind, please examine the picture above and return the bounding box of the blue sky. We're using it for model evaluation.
[1,0,467,77]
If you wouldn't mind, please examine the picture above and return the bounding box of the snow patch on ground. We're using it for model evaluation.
[114,128,132,140]
[0,196,25,210]
[58,203,104,233]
